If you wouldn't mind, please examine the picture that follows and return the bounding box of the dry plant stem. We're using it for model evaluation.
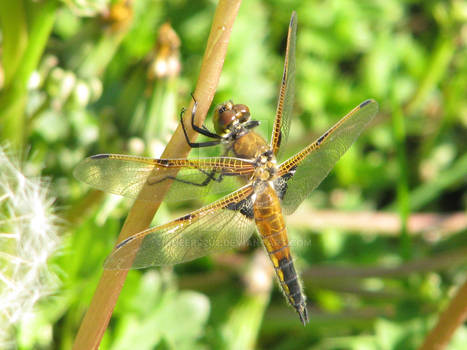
[288,207,466,238]
[303,246,467,280]
[264,305,394,331]
[72,1,242,349]
[418,278,467,350]
[178,246,467,291]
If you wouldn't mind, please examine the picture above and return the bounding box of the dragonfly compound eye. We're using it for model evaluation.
[234,104,250,123]
[213,108,236,135]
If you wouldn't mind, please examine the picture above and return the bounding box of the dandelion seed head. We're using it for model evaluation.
[0,146,61,348]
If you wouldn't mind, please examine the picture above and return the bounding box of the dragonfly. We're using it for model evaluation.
[74,12,378,325]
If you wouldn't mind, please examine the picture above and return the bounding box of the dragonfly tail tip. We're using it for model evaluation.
[297,304,309,325]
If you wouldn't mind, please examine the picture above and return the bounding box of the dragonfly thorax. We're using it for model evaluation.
[252,149,278,183]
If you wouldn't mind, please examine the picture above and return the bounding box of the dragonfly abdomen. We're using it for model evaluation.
[253,184,309,324]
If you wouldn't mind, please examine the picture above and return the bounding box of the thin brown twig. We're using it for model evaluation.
[264,305,394,332]
[72,1,242,349]
[303,247,467,280]
[418,277,467,350]
[177,246,467,291]
[287,207,466,239]
[167,206,466,238]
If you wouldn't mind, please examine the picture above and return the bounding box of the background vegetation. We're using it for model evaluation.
[1,0,466,349]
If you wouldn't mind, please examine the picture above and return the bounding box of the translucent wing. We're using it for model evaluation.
[104,185,256,269]
[278,100,379,215]
[270,11,297,159]
[74,154,254,203]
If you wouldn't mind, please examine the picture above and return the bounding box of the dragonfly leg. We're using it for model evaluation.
[147,169,226,188]
[180,94,222,148]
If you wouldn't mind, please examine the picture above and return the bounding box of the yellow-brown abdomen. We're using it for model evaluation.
[253,184,308,324]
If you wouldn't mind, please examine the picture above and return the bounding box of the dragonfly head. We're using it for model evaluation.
[213,101,251,135]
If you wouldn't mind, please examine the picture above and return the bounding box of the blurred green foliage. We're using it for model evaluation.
[1,0,466,349]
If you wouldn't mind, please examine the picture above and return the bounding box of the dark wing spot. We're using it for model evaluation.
[116,236,135,250]
[180,213,194,221]
[157,159,169,165]
[359,99,372,108]
[316,130,329,145]
[290,11,297,28]
[281,166,296,182]
[225,195,254,219]
[282,69,287,83]
[91,154,110,159]
[276,167,296,200]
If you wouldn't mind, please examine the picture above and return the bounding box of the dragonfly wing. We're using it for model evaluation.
[74,154,253,203]
[104,185,256,269]
[271,11,297,159]
[278,100,379,215]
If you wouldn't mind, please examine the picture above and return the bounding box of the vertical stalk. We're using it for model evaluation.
[391,95,411,260]
[418,278,467,350]
[0,0,58,149]
[72,1,243,349]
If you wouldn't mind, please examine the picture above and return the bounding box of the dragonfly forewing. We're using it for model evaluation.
[278,99,379,215]
[271,11,297,159]
[74,154,254,203]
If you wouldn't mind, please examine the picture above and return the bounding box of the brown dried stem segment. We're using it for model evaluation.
[286,209,466,238]
[418,278,467,350]
[72,1,243,349]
